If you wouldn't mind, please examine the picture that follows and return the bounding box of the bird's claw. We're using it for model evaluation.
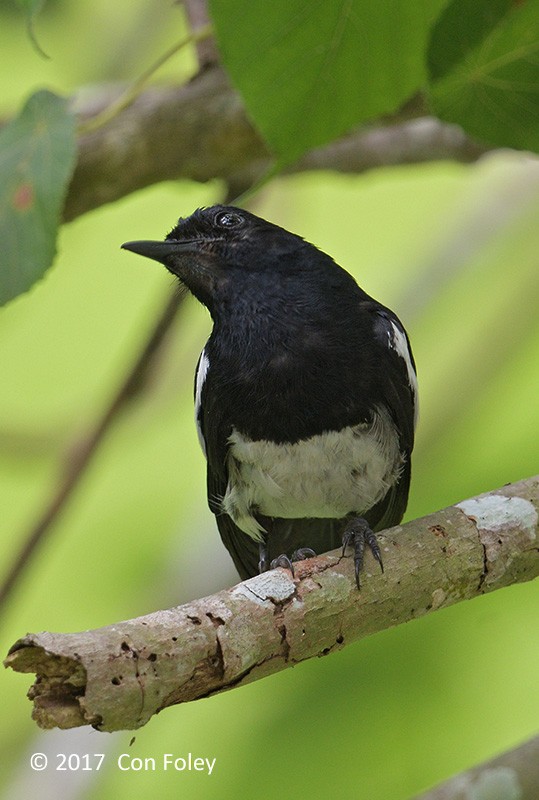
[341,517,383,589]
[290,547,317,561]
[269,554,295,575]
[259,546,318,577]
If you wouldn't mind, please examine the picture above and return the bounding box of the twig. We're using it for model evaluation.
[183,0,220,68]
[0,291,184,615]
[4,475,538,732]
[77,24,213,135]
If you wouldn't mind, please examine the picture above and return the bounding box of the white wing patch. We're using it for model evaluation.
[222,405,403,541]
[389,321,418,428]
[194,348,209,457]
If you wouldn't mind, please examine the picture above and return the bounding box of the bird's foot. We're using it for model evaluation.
[258,545,317,577]
[259,543,295,574]
[269,554,295,575]
[341,517,383,589]
[290,547,317,561]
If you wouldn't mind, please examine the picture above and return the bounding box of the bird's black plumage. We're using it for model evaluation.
[122,206,418,585]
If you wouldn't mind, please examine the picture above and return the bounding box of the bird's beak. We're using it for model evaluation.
[121,239,200,265]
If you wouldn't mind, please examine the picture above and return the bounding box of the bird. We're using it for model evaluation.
[122,205,418,588]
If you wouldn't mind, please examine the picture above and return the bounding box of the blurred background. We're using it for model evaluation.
[1,2,538,799]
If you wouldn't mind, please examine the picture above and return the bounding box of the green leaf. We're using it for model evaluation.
[428,0,539,151]
[0,91,76,306]
[209,0,448,165]
[427,0,510,81]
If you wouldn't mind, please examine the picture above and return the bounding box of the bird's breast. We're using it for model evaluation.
[221,405,403,540]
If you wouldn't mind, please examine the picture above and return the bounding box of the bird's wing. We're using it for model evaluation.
[194,348,260,581]
[212,511,261,581]
[361,304,417,530]
[363,458,411,532]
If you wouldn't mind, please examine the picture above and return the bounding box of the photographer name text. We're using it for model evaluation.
[30,752,216,775]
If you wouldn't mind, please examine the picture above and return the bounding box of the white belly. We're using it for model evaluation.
[222,405,403,540]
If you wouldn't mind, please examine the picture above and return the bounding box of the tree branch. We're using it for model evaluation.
[4,476,538,732]
[183,0,220,68]
[66,67,488,221]
[412,733,539,800]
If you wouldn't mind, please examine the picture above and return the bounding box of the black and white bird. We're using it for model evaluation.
[122,206,418,587]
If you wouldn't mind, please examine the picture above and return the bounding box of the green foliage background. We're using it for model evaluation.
[1,2,538,799]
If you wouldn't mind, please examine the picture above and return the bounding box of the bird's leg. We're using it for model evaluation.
[258,541,269,574]
[256,516,316,577]
[257,514,272,573]
[341,517,384,589]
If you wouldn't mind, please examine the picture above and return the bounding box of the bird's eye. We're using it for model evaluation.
[214,211,244,228]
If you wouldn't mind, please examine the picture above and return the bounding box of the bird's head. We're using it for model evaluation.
[121,205,311,314]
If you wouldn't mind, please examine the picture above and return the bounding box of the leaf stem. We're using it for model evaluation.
[77,23,213,135]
